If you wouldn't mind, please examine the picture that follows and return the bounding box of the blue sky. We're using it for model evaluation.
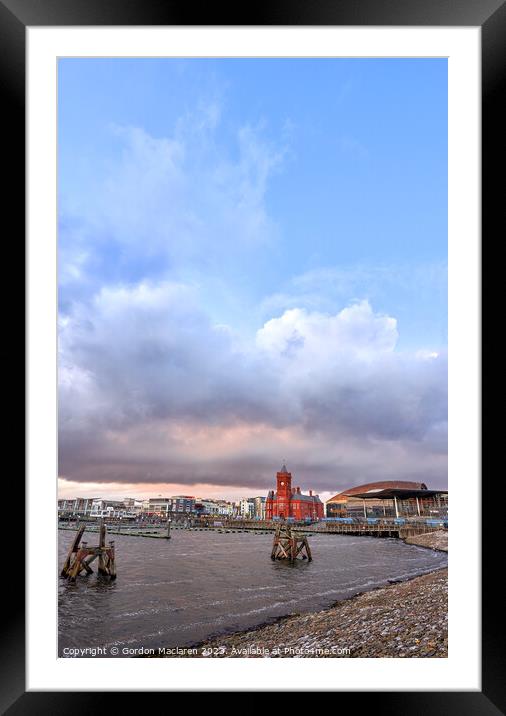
[58,58,447,499]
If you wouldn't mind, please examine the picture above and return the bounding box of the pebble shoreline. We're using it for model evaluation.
[165,530,448,659]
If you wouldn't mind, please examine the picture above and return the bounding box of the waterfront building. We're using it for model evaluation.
[253,496,266,520]
[58,497,142,520]
[58,497,96,518]
[217,501,234,517]
[122,498,144,514]
[90,498,132,519]
[171,496,197,514]
[147,496,196,517]
[265,465,324,521]
[325,481,448,519]
[196,499,226,516]
[147,498,172,517]
[197,499,234,517]
[239,498,255,518]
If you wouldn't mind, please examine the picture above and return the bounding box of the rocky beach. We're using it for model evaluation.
[183,531,448,659]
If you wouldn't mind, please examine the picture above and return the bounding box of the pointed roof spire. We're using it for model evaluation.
[280,463,288,474]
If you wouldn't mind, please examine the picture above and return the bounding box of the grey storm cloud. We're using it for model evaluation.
[58,282,448,492]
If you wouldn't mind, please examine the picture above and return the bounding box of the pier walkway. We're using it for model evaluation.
[224,520,446,540]
[58,519,446,541]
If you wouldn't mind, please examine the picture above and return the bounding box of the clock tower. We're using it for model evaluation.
[265,464,324,521]
[276,464,292,519]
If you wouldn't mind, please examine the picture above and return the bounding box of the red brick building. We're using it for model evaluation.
[265,465,324,521]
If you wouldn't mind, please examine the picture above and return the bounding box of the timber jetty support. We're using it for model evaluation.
[271,523,312,562]
[60,520,116,582]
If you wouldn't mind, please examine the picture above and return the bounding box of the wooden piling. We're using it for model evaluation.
[97,520,108,575]
[271,524,312,562]
[60,523,86,576]
[60,521,117,582]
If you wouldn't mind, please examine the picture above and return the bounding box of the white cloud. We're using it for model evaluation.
[256,301,397,363]
[60,119,285,295]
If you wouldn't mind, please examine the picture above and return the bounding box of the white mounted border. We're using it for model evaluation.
[27,26,480,691]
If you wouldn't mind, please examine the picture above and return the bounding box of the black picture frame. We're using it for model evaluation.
[4,0,499,711]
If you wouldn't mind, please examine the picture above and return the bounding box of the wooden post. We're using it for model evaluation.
[107,541,117,580]
[271,528,278,559]
[303,537,312,561]
[166,518,171,539]
[68,547,87,582]
[98,520,108,575]
[60,523,86,577]
[80,551,93,575]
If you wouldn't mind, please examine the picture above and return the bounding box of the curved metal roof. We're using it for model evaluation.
[350,488,447,500]
[327,480,430,503]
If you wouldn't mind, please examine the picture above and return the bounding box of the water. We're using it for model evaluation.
[58,529,447,657]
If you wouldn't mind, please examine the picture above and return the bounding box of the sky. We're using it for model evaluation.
[58,58,448,502]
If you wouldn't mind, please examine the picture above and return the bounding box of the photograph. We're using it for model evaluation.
[1,0,495,703]
[57,56,449,660]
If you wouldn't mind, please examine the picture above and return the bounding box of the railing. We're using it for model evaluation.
[59,517,447,539]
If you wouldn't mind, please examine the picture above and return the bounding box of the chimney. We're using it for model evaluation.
[297,487,301,494]
[309,490,313,496]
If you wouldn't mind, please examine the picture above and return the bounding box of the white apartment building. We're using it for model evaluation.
[90,499,135,519]
[58,497,96,517]
[217,501,234,516]
[147,496,197,516]
[239,498,255,518]
[122,498,144,514]
[199,499,234,516]
[253,496,266,520]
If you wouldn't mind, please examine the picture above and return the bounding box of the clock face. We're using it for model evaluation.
[280,481,285,486]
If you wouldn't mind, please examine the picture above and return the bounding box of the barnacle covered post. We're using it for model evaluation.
[61,520,117,582]
[271,523,312,562]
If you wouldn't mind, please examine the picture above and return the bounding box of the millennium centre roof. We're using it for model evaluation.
[327,480,447,503]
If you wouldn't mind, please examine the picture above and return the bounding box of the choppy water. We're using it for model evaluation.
[58,529,447,657]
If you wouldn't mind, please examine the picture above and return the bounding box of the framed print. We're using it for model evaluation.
[3,0,500,709]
